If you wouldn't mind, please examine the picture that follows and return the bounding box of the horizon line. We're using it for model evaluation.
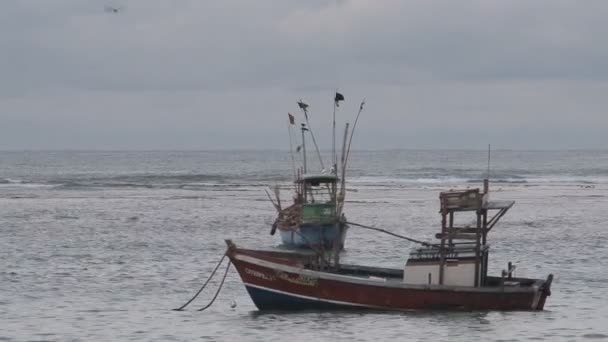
[1,148,607,153]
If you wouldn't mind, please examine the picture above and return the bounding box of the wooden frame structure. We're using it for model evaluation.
[436,180,514,287]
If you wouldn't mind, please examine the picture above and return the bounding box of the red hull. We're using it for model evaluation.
[227,244,552,311]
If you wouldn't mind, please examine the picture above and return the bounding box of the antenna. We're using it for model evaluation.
[487,144,491,179]
[484,144,491,194]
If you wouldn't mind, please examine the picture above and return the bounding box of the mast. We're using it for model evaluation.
[330,123,350,268]
[333,91,344,175]
[337,123,349,215]
[287,117,297,180]
[301,124,308,173]
[332,100,336,174]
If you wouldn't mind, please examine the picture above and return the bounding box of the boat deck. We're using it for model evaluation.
[332,263,541,289]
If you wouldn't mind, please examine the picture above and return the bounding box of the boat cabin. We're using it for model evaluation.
[404,244,489,286]
[297,174,338,225]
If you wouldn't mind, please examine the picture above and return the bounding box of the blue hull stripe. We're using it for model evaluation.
[245,285,355,311]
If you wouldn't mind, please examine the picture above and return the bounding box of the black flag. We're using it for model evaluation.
[334,92,345,107]
[297,100,309,120]
[297,100,309,111]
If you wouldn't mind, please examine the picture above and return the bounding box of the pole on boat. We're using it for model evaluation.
[339,99,365,211]
[484,144,491,194]
[301,123,308,173]
[343,100,365,173]
[287,114,297,180]
[297,100,325,171]
[337,123,349,215]
[332,91,344,175]
[332,94,337,174]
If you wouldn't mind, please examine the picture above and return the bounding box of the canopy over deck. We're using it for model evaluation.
[484,200,515,210]
[298,173,338,185]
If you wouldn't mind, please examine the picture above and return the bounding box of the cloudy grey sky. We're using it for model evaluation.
[2,0,607,150]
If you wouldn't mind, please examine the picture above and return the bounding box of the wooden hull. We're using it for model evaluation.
[227,243,552,312]
[278,223,347,249]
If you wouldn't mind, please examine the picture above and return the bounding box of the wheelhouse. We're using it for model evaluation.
[297,174,338,225]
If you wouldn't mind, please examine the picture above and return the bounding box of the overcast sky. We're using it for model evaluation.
[1,1,607,150]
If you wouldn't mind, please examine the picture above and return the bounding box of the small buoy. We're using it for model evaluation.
[230,299,237,308]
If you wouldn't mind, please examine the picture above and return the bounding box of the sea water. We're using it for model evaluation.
[1,150,607,341]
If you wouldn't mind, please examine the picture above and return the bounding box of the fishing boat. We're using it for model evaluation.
[228,180,554,311]
[268,95,363,250]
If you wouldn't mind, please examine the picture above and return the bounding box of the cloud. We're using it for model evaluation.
[1,0,607,149]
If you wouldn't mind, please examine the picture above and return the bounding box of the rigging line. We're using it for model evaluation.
[197,261,231,311]
[173,253,227,311]
[301,108,325,171]
[346,221,439,248]
[307,121,325,171]
[264,188,280,211]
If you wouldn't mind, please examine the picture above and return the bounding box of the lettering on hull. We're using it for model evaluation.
[245,268,276,281]
[275,270,318,287]
[244,267,318,287]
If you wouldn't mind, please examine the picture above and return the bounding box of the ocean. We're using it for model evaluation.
[1,150,607,341]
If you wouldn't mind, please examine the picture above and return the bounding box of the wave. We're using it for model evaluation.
[0,173,289,191]
[350,176,471,184]
[0,178,57,189]
[349,175,608,186]
[2,171,606,191]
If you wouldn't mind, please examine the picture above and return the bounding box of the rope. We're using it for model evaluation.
[173,253,227,311]
[346,221,439,248]
[197,261,231,311]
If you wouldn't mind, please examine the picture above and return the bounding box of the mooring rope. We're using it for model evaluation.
[346,221,439,248]
[173,253,227,311]
[197,261,231,311]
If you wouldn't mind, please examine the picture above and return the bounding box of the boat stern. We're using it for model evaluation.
[534,274,554,310]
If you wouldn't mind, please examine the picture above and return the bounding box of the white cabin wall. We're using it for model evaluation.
[444,262,476,287]
[403,264,440,285]
[404,261,477,286]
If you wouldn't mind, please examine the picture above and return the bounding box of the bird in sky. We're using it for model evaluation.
[104,6,122,13]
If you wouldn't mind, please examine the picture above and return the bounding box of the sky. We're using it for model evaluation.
[1,0,607,150]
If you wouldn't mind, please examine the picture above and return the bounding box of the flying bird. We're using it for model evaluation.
[104,6,122,13]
